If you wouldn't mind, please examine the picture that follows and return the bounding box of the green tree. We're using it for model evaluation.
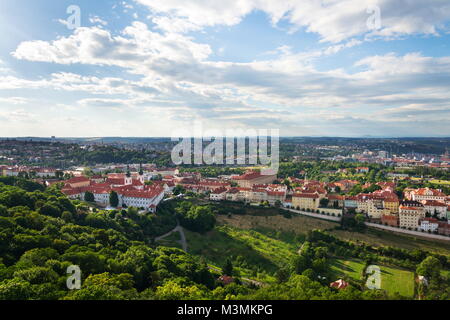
[416,256,441,280]
[109,191,119,207]
[319,198,329,207]
[275,266,290,283]
[84,192,95,203]
[155,280,208,300]
[223,258,233,276]
[173,185,186,196]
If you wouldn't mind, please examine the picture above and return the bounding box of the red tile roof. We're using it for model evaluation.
[293,193,319,199]
[414,188,445,197]
[66,176,90,184]
[211,187,228,194]
[232,171,264,180]
[421,200,447,207]
[330,279,349,290]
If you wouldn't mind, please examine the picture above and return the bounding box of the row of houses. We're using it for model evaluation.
[61,172,166,213]
[387,200,450,235]
[0,165,58,178]
[378,188,450,235]
[205,174,450,235]
[210,184,287,205]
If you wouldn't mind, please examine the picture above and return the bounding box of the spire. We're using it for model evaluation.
[126,165,131,178]
[139,163,143,176]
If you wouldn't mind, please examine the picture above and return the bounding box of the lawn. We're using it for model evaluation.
[330,258,366,282]
[380,265,415,298]
[330,258,415,298]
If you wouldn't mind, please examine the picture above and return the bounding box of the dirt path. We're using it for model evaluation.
[155,220,188,252]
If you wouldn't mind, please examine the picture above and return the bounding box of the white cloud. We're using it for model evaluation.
[89,15,108,26]
[0,59,12,74]
[0,109,35,122]
[0,97,29,105]
[56,19,69,27]
[7,13,450,136]
[12,22,212,67]
[136,0,450,42]
[151,15,202,33]
[78,98,129,108]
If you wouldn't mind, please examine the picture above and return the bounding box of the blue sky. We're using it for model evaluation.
[0,0,450,137]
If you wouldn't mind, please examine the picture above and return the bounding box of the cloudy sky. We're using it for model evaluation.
[0,0,449,137]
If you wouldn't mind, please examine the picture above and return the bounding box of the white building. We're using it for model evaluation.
[210,187,227,201]
[119,188,165,212]
[34,168,57,178]
[421,200,447,219]
[410,188,446,203]
[419,218,439,233]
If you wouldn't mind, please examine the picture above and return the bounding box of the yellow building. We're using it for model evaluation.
[292,193,321,211]
[399,201,425,229]
[367,202,391,219]
[383,199,399,214]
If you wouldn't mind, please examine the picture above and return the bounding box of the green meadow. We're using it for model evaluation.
[330,258,415,297]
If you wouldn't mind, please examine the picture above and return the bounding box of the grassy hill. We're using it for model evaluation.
[217,211,450,257]
[185,226,298,283]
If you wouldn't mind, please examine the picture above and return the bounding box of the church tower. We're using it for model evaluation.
[138,163,145,184]
[125,165,132,185]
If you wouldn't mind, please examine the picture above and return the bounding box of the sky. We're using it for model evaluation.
[0,0,450,137]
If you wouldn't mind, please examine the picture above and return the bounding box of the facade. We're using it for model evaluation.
[199,180,231,192]
[419,218,439,232]
[292,193,320,211]
[327,195,344,209]
[408,187,446,203]
[381,214,399,227]
[367,201,391,219]
[357,189,399,218]
[283,198,293,208]
[210,187,227,201]
[66,176,91,188]
[248,189,286,205]
[421,200,447,219]
[62,174,165,212]
[399,201,425,229]
[119,187,164,212]
[438,221,450,236]
[34,168,57,178]
[344,196,358,208]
